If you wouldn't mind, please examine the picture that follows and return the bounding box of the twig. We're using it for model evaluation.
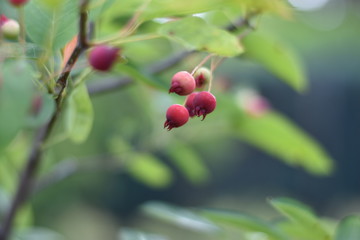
[0,1,90,239]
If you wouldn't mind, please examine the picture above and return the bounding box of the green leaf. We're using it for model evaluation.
[243,33,307,92]
[142,202,220,233]
[335,216,360,240]
[64,83,94,143]
[269,198,331,240]
[25,0,78,51]
[89,0,116,20]
[13,228,65,240]
[127,154,173,189]
[166,143,210,185]
[118,228,167,240]
[235,111,334,175]
[159,17,243,57]
[199,209,286,240]
[0,60,34,152]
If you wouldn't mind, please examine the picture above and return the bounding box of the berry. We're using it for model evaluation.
[185,92,198,117]
[194,67,211,88]
[1,19,20,40]
[8,0,29,7]
[193,91,216,120]
[169,71,195,96]
[0,15,8,26]
[164,104,189,131]
[88,45,120,72]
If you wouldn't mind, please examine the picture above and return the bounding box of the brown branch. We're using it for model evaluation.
[0,1,90,239]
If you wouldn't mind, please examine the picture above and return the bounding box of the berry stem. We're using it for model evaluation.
[17,7,26,46]
[191,53,215,75]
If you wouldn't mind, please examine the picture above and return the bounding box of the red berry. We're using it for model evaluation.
[169,71,196,96]
[194,67,211,88]
[164,104,189,131]
[88,45,120,72]
[8,0,29,7]
[0,15,8,26]
[193,91,216,120]
[185,92,198,117]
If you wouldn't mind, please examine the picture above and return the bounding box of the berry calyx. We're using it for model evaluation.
[8,0,29,7]
[193,91,216,120]
[169,71,196,96]
[185,92,198,117]
[88,45,120,72]
[1,19,20,40]
[164,104,189,131]
[194,67,211,88]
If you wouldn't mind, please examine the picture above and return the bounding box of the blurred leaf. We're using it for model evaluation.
[334,216,360,240]
[64,83,94,143]
[127,154,173,188]
[142,202,220,233]
[235,111,334,175]
[0,60,34,152]
[199,209,287,240]
[13,228,64,240]
[89,0,116,20]
[243,33,307,92]
[15,205,34,230]
[269,197,331,240]
[26,93,55,128]
[118,228,168,240]
[159,17,243,57]
[166,143,210,185]
[25,0,78,51]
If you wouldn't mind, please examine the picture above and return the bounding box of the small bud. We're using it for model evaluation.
[164,104,189,131]
[193,91,216,120]
[8,0,29,7]
[88,45,120,72]
[169,71,196,96]
[194,67,211,88]
[1,19,20,40]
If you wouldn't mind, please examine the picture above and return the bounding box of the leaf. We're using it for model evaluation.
[199,209,287,240]
[89,0,117,20]
[141,202,220,233]
[0,60,34,152]
[118,228,168,240]
[13,228,65,240]
[269,198,331,240]
[243,33,307,92]
[25,0,78,51]
[64,83,94,143]
[159,17,243,57]
[235,111,334,175]
[166,143,210,185]
[127,154,173,189]
[334,216,360,240]
[62,35,78,69]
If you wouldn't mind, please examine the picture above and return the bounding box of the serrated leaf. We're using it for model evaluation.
[127,154,173,189]
[166,144,210,185]
[159,17,243,57]
[25,0,78,51]
[334,216,360,240]
[235,111,334,175]
[142,202,220,233]
[199,209,287,240]
[269,198,331,240]
[243,33,307,92]
[64,83,94,143]
[0,60,34,152]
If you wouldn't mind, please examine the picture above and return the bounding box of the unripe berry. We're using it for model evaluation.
[88,45,120,72]
[1,19,20,40]
[185,92,198,117]
[169,71,196,96]
[193,91,216,120]
[194,67,211,88]
[164,104,189,131]
[8,0,29,7]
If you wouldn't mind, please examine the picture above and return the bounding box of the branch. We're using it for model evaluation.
[0,1,90,239]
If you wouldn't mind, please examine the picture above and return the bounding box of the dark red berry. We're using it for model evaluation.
[88,45,120,72]
[164,104,189,131]
[193,91,216,120]
[8,0,29,7]
[185,92,198,117]
[169,71,196,96]
[194,67,211,88]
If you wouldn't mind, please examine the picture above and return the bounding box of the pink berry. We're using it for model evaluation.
[194,67,211,88]
[88,45,120,72]
[164,104,189,131]
[0,15,8,26]
[169,71,196,96]
[8,0,29,7]
[193,91,216,120]
[185,92,198,117]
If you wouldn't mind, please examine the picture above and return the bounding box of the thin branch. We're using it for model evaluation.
[0,1,90,239]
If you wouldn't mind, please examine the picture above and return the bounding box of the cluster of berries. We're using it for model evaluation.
[164,68,217,131]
